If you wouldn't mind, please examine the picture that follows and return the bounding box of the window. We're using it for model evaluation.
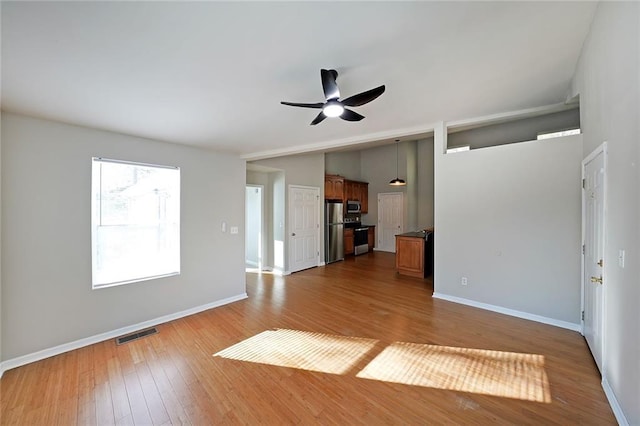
[537,128,581,140]
[446,145,470,154]
[91,158,180,288]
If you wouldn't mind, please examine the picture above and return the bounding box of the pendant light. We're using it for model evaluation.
[389,140,406,186]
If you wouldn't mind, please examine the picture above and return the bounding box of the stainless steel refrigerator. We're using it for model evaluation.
[325,201,344,263]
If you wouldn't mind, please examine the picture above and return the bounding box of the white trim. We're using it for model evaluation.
[0,293,248,376]
[432,292,581,332]
[602,378,629,426]
[242,123,436,161]
[93,157,179,170]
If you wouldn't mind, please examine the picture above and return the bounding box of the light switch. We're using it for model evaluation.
[221,221,227,233]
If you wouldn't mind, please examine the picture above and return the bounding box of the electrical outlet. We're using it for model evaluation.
[230,226,239,235]
[461,277,468,286]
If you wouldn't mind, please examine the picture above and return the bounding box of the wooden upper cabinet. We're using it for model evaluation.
[360,183,369,213]
[324,175,368,211]
[324,175,345,201]
[345,181,358,201]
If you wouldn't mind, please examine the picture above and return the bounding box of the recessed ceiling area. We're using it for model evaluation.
[1,2,597,159]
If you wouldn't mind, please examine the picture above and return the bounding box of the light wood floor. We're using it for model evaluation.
[1,252,615,425]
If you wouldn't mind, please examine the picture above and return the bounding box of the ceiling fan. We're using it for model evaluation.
[281,69,385,125]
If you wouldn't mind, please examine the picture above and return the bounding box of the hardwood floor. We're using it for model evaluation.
[1,252,615,425]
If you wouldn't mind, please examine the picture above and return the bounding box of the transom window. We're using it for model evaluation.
[537,128,581,140]
[91,158,180,288]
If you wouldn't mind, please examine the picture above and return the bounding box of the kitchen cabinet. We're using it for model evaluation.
[360,183,369,213]
[344,228,354,256]
[324,175,344,201]
[324,175,369,212]
[344,181,357,201]
[395,230,433,278]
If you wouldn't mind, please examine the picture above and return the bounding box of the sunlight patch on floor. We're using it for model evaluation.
[214,329,378,375]
[356,342,551,403]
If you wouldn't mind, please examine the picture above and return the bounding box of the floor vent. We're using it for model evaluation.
[116,327,158,345]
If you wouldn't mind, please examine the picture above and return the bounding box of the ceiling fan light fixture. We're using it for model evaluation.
[323,102,344,118]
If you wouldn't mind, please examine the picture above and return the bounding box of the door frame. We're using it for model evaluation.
[245,184,264,270]
[287,184,321,274]
[581,141,607,371]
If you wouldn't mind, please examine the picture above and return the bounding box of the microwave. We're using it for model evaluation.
[346,200,361,214]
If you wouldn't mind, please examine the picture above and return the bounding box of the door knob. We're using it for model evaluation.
[590,276,603,284]
[292,232,296,236]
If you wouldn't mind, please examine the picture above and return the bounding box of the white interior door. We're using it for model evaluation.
[582,145,606,372]
[289,185,320,273]
[377,192,403,252]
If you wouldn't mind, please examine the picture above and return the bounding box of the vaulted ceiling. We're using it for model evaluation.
[1,2,597,159]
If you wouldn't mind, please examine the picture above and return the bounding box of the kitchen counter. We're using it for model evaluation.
[396,231,427,239]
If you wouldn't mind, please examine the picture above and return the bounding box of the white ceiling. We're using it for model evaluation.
[1,1,596,159]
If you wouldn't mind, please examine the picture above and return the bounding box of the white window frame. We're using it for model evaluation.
[446,145,470,154]
[91,157,181,289]
[537,128,581,140]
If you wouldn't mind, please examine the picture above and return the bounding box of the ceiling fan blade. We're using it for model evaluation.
[340,108,365,122]
[341,85,386,107]
[310,111,327,125]
[281,101,324,109]
[321,69,340,101]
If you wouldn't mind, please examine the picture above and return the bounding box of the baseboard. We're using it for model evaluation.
[432,292,581,332]
[602,377,629,425]
[0,293,248,376]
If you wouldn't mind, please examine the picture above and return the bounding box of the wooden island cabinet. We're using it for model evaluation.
[395,230,434,278]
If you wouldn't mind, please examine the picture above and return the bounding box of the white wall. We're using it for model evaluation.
[571,2,640,423]
[324,151,361,180]
[0,108,3,370]
[1,113,246,361]
[434,134,583,324]
[360,143,408,228]
[249,153,324,270]
[417,138,435,229]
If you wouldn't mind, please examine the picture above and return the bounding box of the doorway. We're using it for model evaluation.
[288,185,320,273]
[582,142,607,372]
[377,192,404,252]
[245,185,263,270]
